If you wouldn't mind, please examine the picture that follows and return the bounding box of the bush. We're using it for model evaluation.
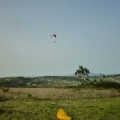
[0,87,9,93]
[96,81,120,89]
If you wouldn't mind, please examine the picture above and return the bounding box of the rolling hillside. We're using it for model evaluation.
[0,74,120,88]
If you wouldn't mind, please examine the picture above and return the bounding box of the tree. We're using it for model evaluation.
[84,68,90,76]
[75,65,90,86]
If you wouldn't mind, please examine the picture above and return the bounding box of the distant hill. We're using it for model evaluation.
[0,73,120,88]
[0,76,79,87]
[89,72,100,76]
[66,72,100,77]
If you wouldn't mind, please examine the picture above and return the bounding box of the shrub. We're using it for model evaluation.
[96,81,120,89]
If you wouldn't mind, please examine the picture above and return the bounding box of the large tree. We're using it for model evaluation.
[75,66,90,85]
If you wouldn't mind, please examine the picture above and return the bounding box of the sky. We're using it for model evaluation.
[0,0,120,77]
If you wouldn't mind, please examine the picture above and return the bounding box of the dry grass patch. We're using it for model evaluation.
[0,88,119,101]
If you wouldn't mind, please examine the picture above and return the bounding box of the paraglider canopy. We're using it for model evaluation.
[57,108,72,120]
[51,34,56,38]
[50,34,57,43]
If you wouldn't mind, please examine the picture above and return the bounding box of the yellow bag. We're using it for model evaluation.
[57,108,72,120]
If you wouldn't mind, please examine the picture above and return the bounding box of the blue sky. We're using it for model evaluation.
[0,0,120,77]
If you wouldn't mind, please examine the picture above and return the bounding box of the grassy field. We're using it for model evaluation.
[0,87,120,120]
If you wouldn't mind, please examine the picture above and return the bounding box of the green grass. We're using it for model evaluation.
[0,98,120,120]
[0,88,120,120]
